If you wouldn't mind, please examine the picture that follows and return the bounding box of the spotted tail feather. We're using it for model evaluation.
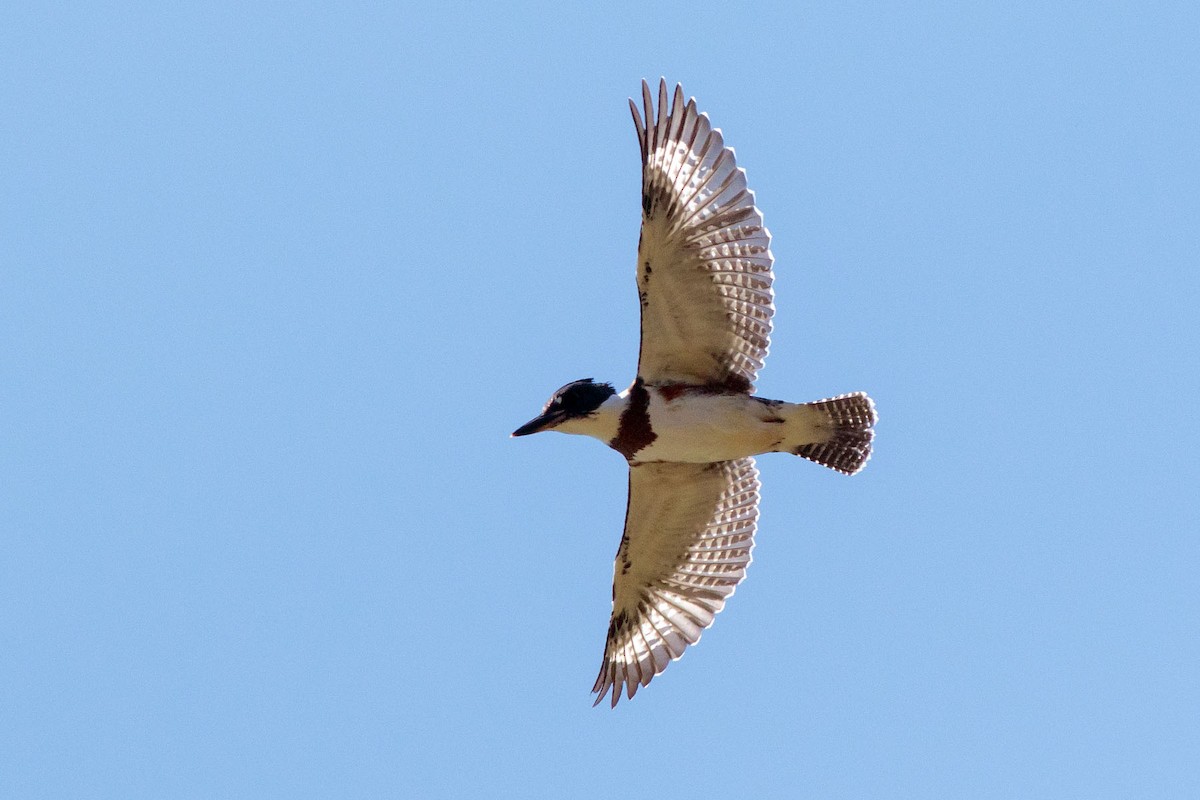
[793,393,877,475]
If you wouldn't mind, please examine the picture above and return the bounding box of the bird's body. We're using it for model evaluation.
[513,80,877,707]
[556,383,852,464]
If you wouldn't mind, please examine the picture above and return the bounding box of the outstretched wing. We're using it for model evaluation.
[630,79,775,392]
[593,458,760,707]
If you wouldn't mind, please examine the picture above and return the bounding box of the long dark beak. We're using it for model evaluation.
[511,410,565,437]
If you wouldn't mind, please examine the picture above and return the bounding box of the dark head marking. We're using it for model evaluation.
[544,378,616,419]
[512,378,615,438]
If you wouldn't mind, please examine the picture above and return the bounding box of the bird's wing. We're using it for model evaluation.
[593,458,760,707]
[629,79,775,392]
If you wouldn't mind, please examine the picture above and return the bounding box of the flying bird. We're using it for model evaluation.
[512,79,877,707]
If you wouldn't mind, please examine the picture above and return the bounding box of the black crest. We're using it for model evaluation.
[546,378,616,417]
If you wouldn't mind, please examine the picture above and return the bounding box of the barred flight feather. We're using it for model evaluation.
[593,458,760,707]
[630,79,775,390]
[794,393,878,475]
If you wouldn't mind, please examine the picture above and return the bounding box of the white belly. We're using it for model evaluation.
[634,391,785,463]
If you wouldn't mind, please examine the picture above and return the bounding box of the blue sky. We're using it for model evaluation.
[3,2,1198,797]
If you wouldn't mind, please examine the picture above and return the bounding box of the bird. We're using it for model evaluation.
[512,79,877,707]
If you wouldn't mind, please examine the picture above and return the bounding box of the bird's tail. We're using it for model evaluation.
[788,393,876,475]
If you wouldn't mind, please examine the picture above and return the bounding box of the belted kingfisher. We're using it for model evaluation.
[513,79,877,707]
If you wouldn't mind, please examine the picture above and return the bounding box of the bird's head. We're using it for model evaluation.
[511,378,617,437]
